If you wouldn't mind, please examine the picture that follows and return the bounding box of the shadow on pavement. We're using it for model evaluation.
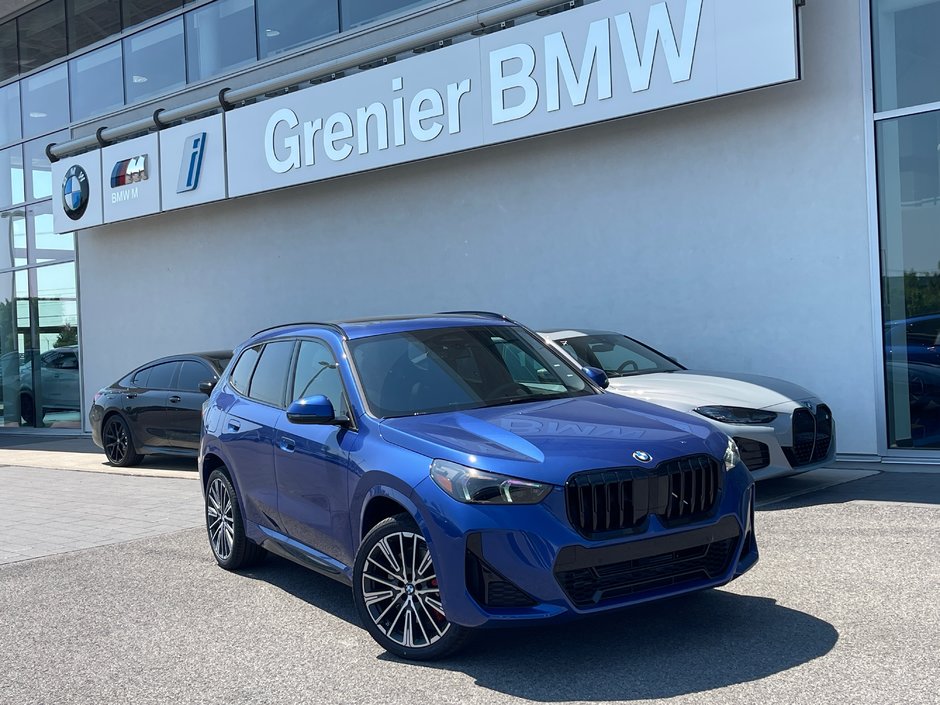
[758,471,940,512]
[401,589,837,700]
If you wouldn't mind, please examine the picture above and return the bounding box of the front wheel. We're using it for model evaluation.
[353,515,470,660]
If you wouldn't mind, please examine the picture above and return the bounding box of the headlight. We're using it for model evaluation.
[724,437,741,472]
[694,406,778,425]
[430,459,551,504]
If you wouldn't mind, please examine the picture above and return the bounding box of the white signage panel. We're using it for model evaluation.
[160,114,227,211]
[52,150,104,233]
[226,0,799,198]
[226,40,485,198]
[102,133,161,223]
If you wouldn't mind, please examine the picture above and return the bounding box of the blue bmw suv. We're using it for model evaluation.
[200,313,758,659]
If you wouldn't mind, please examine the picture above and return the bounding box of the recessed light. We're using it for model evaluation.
[132,74,148,83]
[265,28,280,37]
[28,111,47,118]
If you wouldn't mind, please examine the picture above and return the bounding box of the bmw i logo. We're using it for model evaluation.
[633,450,652,463]
[62,165,89,221]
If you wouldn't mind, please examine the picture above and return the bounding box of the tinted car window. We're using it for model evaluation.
[292,340,346,414]
[248,341,294,406]
[229,346,260,394]
[129,367,150,387]
[177,360,213,392]
[559,334,680,378]
[147,361,179,389]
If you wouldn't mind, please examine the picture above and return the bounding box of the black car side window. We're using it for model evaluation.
[292,339,347,415]
[147,362,179,390]
[177,361,213,392]
[130,367,151,387]
[229,346,261,395]
[247,341,295,407]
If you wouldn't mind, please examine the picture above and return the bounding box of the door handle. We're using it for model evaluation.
[278,437,296,453]
[227,420,241,432]
[169,395,181,403]
[125,393,137,399]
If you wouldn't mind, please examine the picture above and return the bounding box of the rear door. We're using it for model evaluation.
[165,359,217,449]
[123,361,179,447]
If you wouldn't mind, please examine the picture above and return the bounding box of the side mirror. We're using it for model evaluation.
[198,380,217,395]
[287,395,350,426]
[583,366,610,389]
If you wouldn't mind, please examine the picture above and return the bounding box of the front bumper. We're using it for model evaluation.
[412,464,758,628]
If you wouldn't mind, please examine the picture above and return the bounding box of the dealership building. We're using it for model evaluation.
[0,0,938,467]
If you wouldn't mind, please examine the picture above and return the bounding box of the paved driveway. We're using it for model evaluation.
[0,467,937,705]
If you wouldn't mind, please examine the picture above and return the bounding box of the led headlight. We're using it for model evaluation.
[724,437,741,471]
[694,406,778,425]
[430,459,551,504]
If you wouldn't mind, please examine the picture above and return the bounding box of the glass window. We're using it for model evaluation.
[0,271,25,427]
[130,366,150,387]
[292,339,345,412]
[0,145,24,209]
[69,43,124,121]
[124,18,185,104]
[554,334,682,377]
[22,65,69,139]
[873,0,940,112]
[257,0,338,58]
[177,360,213,391]
[29,201,74,265]
[0,82,21,146]
[122,0,183,29]
[67,0,122,52]
[147,361,179,389]
[877,110,940,449]
[0,209,26,269]
[24,131,67,202]
[186,0,256,83]
[229,345,259,394]
[248,341,294,406]
[17,1,67,73]
[340,0,428,31]
[0,21,17,82]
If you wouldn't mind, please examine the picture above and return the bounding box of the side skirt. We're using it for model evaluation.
[257,525,353,586]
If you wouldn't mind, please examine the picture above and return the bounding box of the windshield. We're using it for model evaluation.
[348,325,595,418]
[552,334,682,378]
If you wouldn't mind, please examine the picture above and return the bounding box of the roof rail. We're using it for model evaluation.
[436,310,512,321]
[251,321,347,339]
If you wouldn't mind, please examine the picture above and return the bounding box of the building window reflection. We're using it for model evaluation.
[22,64,70,139]
[256,0,338,58]
[186,0,257,83]
[124,18,185,104]
[69,44,124,122]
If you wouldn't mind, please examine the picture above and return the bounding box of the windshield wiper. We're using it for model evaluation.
[487,393,569,407]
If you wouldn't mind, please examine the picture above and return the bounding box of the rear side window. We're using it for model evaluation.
[177,360,214,392]
[229,346,261,394]
[129,367,151,387]
[247,341,295,406]
[147,362,179,389]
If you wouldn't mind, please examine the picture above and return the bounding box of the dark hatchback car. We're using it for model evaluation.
[90,351,232,466]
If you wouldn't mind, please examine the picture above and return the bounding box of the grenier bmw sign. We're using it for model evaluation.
[52,0,799,231]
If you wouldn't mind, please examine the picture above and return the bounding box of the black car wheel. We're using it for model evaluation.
[353,515,470,660]
[102,415,143,467]
[205,468,265,570]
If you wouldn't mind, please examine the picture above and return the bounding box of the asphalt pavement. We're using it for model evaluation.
[0,464,938,705]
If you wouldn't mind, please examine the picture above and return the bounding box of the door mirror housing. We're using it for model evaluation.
[583,366,610,389]
[198,380,217,395]
[287,395,350,426]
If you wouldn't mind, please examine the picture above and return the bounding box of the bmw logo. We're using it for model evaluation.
[62,165,89,221]
[633,450,652,463]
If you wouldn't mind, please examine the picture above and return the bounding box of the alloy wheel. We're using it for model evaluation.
[103,418,129,464]
[207,477,235,561]
[361,531,449,649]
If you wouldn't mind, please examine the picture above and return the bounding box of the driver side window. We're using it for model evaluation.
[292,340,347,415]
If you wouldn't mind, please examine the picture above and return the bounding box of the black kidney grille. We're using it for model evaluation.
[566,454,721,539]
[556,537,738,607]
[783,405,834,468]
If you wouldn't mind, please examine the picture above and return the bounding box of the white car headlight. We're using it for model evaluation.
[430,459,551,504]
[724,437,741,472]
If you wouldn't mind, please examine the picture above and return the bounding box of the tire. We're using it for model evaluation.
[205,468,265,570]
[101,414,143,467]
[353,515,471,660]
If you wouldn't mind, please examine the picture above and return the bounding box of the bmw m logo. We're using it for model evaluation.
[633,450,652,463]
[111,155,148,188]
[62,165,89,221]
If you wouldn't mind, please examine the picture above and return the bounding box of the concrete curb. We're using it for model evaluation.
[0,449,199,479]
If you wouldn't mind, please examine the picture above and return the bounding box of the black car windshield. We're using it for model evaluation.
[553,334,683,378]
[348,325,595,418]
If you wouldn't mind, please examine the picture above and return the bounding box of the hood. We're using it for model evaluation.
[606,370,819,412]
[379,393,729,485]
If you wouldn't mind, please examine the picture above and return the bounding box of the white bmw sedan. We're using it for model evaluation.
[541,329,835,480]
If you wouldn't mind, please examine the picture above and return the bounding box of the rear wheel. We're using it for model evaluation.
[102,415,143,466]
[353,515,470,660]
[205,468,265,570]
